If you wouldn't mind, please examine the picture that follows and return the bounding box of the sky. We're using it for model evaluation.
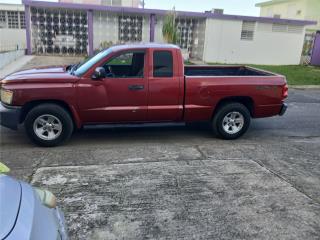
[0,0,265,16]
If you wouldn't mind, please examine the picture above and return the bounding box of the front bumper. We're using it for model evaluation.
[0,102,21,130]
[279,103,287,116]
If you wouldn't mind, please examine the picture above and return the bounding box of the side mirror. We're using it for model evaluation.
[92,67,106,80]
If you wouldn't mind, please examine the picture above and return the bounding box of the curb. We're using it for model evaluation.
[289,85,320,89]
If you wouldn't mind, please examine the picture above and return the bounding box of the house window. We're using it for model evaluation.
[176,18,194,51]
[0,11,6,28]
[241,21,256,41]
[288,25,303,34]
[20,12,25,29]
[272,23,288,32]
[118,15,143,42]
[7,11,19,29]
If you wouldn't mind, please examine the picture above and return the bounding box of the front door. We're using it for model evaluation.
[78,50,148,123]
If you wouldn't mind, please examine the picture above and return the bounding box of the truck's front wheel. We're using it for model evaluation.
[212,102,251,140]
[24,104,74,147]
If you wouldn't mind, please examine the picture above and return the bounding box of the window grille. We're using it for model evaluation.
[7,11,19,29]
[0,11,6,28]
[241,21,255,40]
[20,12,25,29]
[176,18,194,51]
[272,23,288,32]
[30,7,88,55]
[288,25,303,34]
[118,15,143,42]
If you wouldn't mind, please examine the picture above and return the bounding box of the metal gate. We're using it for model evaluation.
[310,31,320,66]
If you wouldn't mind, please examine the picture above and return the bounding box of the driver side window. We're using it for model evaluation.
[103,51,145,78]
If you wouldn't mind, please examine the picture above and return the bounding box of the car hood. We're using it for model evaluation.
[0,175,22,239]
[2,66,79,84]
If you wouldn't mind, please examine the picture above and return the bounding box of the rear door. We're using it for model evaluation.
[147,49,184,121]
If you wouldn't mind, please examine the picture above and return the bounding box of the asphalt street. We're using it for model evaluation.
[1,66,320,239]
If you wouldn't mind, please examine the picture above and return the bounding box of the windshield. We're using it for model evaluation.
[73,48,113,76]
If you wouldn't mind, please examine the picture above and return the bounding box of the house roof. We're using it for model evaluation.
[22,0,316,26]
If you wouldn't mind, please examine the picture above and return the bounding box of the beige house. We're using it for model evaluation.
[256,0,320,32]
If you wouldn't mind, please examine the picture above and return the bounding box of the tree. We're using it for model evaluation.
[162,8,179,44]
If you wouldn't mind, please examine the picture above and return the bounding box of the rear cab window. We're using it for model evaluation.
[153,51,173,77]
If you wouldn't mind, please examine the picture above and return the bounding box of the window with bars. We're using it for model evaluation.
[176,18,194,50]
[20,12,25,29]
[7,11,19,29]
[118,16,143,42]
[0,11,6,28]
[272,23,303,34]
[272,23,287,32]
[241,21,256,41]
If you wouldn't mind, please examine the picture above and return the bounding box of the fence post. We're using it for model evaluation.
[25,4,32,55]
[87,10,94,56]
[150,14,155,42]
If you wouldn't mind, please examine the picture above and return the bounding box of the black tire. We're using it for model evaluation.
[24,104,74,147]
[212,102,251,140]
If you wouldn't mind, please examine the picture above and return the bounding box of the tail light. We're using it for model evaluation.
[282,84,288,99]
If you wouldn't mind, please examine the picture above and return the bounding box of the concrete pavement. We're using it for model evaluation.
[0,56,319,239]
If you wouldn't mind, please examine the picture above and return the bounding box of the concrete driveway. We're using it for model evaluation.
[0,56,320,239]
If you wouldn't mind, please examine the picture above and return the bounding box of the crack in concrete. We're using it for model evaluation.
[249,158,320,206]
[195,145,207,160]
[27,159,42,183]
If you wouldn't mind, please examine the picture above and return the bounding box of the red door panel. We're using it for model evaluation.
[147,49,184,122]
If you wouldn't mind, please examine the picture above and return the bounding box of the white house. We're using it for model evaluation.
[0,3,26,52]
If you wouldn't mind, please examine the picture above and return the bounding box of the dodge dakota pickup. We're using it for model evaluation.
[0,43,288,147]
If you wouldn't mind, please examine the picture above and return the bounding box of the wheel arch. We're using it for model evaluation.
[213,96,254,118]
[19,100,82,128]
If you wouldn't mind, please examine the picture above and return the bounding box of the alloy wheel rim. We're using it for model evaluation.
[222,111,244,134]
[33,114,62,141]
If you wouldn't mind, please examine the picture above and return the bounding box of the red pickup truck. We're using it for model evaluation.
[0,43,288,146]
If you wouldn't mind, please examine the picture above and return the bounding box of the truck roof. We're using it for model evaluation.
[109,43,180,52]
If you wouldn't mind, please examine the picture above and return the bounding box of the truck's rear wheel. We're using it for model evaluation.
[24,104,73,147]
[212,102,250,140]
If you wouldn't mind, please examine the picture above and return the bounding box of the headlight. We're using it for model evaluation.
[0,89,13,105]
[34,188,57,208]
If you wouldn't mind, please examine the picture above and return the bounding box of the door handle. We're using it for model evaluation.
[128,85,144,91]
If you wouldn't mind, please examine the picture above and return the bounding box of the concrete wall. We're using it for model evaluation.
[304,0,320,30]
[0,49,25,70]
[203,19,306,65]
[0,29,26,52]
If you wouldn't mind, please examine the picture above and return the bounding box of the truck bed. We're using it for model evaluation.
[184,65,273,76]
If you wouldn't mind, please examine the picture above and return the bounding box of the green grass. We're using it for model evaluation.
[250,65,320,85]
[207,62,320,85]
